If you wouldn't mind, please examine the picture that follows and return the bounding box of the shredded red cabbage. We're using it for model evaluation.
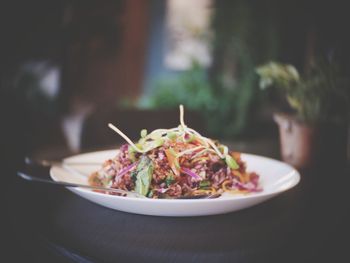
[117,162,137,178]
[182,168,202,181]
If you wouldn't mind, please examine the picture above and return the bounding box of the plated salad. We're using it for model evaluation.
[89,105,261,198]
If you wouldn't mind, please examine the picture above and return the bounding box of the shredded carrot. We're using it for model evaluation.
[232,152,241,160]
[233,170,245,183]
[191,156,209,163]
[165,149,180,176]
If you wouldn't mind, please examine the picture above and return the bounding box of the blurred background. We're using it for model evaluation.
[0,0,349,260]
[1,0,349,157]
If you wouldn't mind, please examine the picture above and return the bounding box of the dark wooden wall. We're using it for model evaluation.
[59,0,150,112]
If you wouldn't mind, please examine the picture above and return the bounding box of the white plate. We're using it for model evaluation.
[50,150,300,217]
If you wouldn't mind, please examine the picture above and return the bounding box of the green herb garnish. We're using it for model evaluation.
[140,129,148,138]
[167,131,177,140]
[165,173,175,187]
[225,155,239,169]
[134,156,154,196]
[147,190,154,198]
[199,180,210,188]
[128,146,136,162]
[130,170,137,183]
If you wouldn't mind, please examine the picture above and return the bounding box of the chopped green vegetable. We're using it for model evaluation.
[134,143,143,151]
[147,190,154,198]
[167,131,177,140]
[225,155,239,169]
[134,156,154,196]
[219,145,228,156]
[128,146,136,162]
[165,173,175,186]
[147,130,164,141]
[140,129,148,138]
[130,170,137,182]
[138,137,165,152]
[199,180,210,188]
[145,138,164,150]
[154,138,165,147]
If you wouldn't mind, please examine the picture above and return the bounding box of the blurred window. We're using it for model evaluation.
[164,0,213,70]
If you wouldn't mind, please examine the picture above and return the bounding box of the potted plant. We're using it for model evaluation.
[256,59,349,169]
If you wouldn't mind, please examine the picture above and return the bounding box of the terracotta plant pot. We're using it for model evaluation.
[273,113,348,169]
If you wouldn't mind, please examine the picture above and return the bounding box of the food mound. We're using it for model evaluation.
[89,106,261,198]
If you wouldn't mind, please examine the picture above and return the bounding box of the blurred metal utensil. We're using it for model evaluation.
[25,156,103,177]
[17,171,146,198]
[25,157,102,167]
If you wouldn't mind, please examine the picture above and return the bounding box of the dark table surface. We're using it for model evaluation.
[3,143,350,263]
